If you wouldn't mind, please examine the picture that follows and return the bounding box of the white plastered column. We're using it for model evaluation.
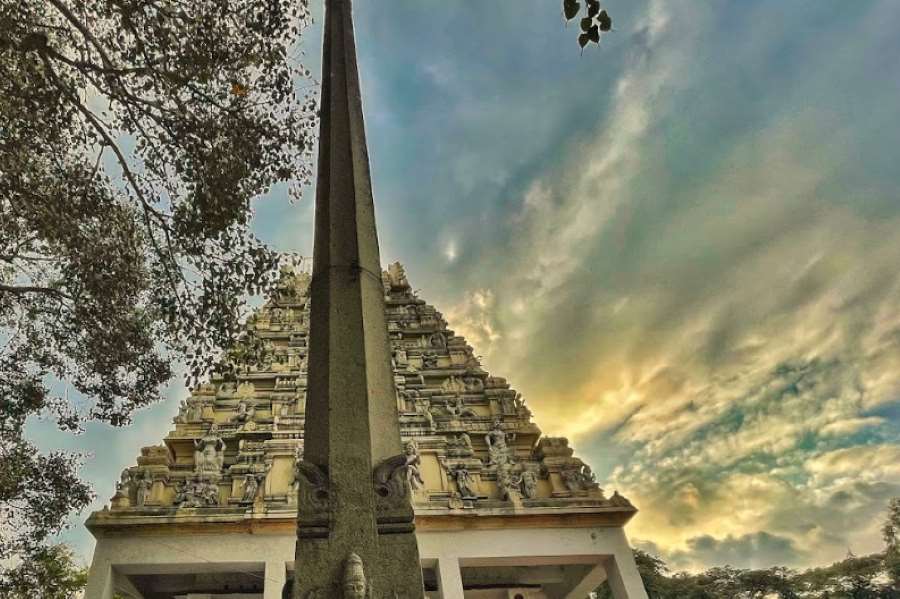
[264,561,287,599]
[416,525,648,599]
[84,546,114,599]
[604,548,648,599]
[436,556,465,599]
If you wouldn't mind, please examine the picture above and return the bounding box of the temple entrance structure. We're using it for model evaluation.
[83,264,648,599]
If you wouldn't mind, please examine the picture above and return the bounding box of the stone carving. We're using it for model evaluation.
[384,261,409,289]
[535,436,574,459]
[295,461,330,538]
[175,399,203,423]
[497,462,521,501]
[429,332,446,349]
[174,475,220,508]
[403,440,424,491]
[233,400,256,424]
[420,351,438,369]
[413,396,435,430]
[193,425,225,474]
[116,468,133,501]
[447,432,473,457]
[241,474,260,504]
[561,463,598,493]
[463,376,484,392]
[373,454,415,533]
[520,469,539,499]
[440,376,465,394]
[450,465,477,499]
[135,471,151,506]
[560,468,581,493]
[485,419,513,465]
[608,490,633,508]
[343,553,369,599]
[114,262,619,515]
[445,396,477,419]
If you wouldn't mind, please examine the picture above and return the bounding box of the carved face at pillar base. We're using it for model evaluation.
[343,580,366,599]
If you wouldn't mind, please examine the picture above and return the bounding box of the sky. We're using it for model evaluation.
[31,0,900,573]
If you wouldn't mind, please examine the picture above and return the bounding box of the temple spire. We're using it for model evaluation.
[292,0,425,596]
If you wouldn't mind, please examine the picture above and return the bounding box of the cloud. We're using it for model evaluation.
[415,0,900,570]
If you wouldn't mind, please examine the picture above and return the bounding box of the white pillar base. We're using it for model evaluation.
[264,561,286,599]
[437,557,465,599]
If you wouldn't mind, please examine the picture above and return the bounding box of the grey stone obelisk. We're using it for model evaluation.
[292,0,425,597]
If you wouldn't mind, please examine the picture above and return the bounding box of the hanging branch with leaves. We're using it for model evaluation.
[563,0,613,51]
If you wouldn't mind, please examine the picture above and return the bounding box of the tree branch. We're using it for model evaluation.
[0,284,70,300]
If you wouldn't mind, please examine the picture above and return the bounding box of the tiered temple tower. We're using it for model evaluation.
[84,263,649,599]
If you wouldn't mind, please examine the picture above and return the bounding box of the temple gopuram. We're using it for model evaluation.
[84,263,648,599]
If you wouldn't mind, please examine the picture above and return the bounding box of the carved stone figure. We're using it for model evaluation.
[496,462,521,501]
[201,479,220,506]
[174,476,220,508]
[500,394,516,415]
[520,469,538,499]
[445,396,477,419]
[463,376,484,392]
[451,466,476,499]
[429,332,446,349]
[193,426,225,474]
[485,419,513,465]
[440,376,465,394]
[414,397,435,430]
[447,432,474,457]
[117,468,133,498]
[421,351,438,369]
[560,463,598,493]
[403,440,424,490]
[233,400,256,424]
[343,553,368,599]
[135,472,151,506]
[394,348,408,366]
[241,474,259,503]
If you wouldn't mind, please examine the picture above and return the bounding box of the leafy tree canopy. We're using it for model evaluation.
[0,544,87,599]
[0,0,314,572]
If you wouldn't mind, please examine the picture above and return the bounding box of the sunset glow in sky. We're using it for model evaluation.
[35,0,900,572]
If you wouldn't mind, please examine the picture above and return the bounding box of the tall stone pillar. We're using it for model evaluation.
[292,0,425,597]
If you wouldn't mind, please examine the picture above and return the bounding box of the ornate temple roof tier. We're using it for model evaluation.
[85,262,647,599]
[102,264,633,519]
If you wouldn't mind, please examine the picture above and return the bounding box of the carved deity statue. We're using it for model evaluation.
[414,397,435,430]
[174,475,220,508]
[343,553,368,599]
[233,400,256,423]
[520,469,538,499]
[241,474,259,503]
[135,471,151,506]
[496,462,520,501]
[445,396,477,419]
[485,419,513,465]
[193,426,225,474]
[560,469,582,493]
[403,440,424,491]
[421,351,439,369]
[451,466,476,499]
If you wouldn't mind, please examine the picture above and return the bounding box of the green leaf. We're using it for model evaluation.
[563,0,580,21]
[578,32,590,48]
[588,24,600,43]
[587,0,601,18]
[597,10,613,32]
[580,17,593,32]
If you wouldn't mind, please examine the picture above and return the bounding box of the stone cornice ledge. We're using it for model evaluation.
[85,504,636,537]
